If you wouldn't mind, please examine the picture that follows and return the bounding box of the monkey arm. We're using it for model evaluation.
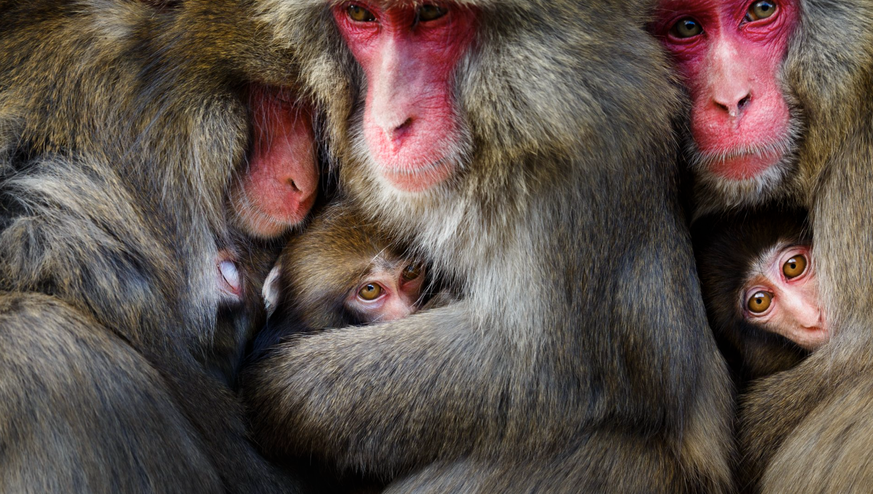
[245,201,732,484]
[246,300,510,473]
[740,346,873,493]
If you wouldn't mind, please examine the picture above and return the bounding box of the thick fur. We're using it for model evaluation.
[244,0,734,492]
[0,1,306,491]
[677,0,873,492]
[692,206,811,387]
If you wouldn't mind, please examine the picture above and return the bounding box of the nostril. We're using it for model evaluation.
[396,118,413,132]
[287,179,301,193]
[738,95,751,110]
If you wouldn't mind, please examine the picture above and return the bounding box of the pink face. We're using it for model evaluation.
[230,85,319,239]
[346,261,425,323]
[742,243,827,350]
[332,2,476,192]
[651,0,799,181]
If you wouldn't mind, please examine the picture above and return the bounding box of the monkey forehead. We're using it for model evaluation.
[747,240,809,278]
[656,0,723,14]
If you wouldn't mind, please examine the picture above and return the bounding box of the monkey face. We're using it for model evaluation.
[330,2,477,192]
[741,243,827,350]
[229,86,319,239]
[650,0,802,210]
[346,261,426,323]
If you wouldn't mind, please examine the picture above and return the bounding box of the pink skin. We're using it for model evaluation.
[216,250,242,301]
[332,2,476,192]
[346,263,425,323]
[652,0,798,180]
[232,85,319,238]
[743,244,828,350]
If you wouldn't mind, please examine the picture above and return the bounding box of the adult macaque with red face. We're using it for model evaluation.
[244,1,734,492]
[651,0,802,212]
[693,207,824,386]
[0,1,319,491]
[652,0,873,491]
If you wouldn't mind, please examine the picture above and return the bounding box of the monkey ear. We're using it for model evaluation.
[263,266,281,317]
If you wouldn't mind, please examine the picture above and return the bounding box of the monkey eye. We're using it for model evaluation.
[782,253,807,279]
[401,262,423,281]
[358,282,384,301]
[747,290,773,314]
[417,4,447,22]
[347,4,376,22]
[745,0,776,21]
[669,17,703,39]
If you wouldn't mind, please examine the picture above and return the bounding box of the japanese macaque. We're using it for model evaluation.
[651,0,873,490]
[0,1,320,491]
[254,200,430,354]
[694,207,824,385]
[242,1,734,492]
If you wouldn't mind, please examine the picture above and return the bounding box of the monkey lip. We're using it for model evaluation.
[702,147,785,181]
[378,157,457,192]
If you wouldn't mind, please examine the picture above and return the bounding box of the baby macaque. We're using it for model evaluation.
[693,207,826,383]
[261,200,429,340]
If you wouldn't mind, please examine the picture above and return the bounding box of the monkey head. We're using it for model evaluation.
[741,241,826,350]
[148,1,323,239]
[693,207,821,380]
[650,0,804,213]
[261,200,426,330]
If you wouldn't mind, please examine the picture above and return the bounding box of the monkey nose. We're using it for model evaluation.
[284,170,318,215]
[713,92,751,118]
[379,117,414,145]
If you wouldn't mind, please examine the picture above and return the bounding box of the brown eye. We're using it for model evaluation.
[418,4,447,22]
[358,283,382,300]
[782,254,807,279]
[669,17,703,38]
[348,4,376,22]
[401,262,423,281]
[746,0,776,21]
[747,291,773,313]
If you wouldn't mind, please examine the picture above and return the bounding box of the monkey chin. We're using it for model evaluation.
[691,154,800,218]
[359,135,470,194]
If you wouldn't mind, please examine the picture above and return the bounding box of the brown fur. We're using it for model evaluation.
[243,1,734,492]
[667,0,873,491]
[0,1,312,491]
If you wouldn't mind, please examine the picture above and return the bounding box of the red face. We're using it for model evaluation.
[346,261,425,323]
[651,0,799,183]
[742,243,827,350]
[332,2,476,192]
[230,85,319,239]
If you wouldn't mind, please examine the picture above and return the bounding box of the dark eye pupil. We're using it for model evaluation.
[418,4,447,21]
[670,17,702,39]
[348,5,375,22]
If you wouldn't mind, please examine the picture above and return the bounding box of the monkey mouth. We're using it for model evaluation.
[379,157,457,192]
[697,145,787,181]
